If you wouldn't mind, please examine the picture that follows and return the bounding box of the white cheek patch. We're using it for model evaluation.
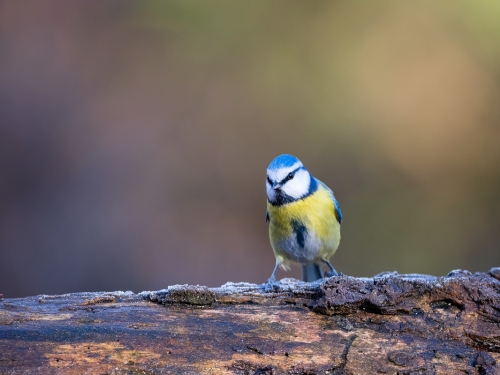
[281,169,310,199]
[267,161,303,183]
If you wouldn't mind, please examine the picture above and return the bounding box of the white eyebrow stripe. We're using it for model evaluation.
[267,161,303,182]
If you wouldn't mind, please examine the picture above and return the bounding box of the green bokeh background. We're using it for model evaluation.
[1,1,499,297]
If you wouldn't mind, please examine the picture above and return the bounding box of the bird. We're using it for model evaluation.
[265,154,342,283]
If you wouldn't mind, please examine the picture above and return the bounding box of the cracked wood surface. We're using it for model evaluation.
[0,269,499,374]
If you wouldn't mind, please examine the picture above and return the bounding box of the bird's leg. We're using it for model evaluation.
[266,262,280,284]
[323,260,339,277]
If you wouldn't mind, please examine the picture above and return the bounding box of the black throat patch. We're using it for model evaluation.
[291,220,307,248]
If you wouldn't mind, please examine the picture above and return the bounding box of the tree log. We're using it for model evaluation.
[1,269,499,374]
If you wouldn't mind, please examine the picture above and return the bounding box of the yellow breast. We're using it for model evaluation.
[267,184,341,267]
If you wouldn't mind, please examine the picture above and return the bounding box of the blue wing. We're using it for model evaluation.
[333,197,343,224]
[266,210,270,223]
[316,179,342,224]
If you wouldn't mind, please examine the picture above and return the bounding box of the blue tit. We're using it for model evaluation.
[265,154,342,283]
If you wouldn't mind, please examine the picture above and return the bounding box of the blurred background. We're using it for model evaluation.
[1,1,500,298]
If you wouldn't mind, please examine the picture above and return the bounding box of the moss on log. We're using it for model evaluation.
[1,269,499,374]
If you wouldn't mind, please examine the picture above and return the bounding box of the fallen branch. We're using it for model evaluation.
[0,269,499,374]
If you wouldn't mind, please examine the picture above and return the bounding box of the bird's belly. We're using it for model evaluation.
[274,231,322,264]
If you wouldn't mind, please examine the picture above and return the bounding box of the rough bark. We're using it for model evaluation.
[1,269,499,374]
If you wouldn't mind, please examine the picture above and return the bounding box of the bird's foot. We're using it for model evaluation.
[325,270,343,278]
[264,276,279,292]
[322,260,341,278]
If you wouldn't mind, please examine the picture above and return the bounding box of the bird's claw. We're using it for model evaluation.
[325,270,339,278]
[264,277,279,292]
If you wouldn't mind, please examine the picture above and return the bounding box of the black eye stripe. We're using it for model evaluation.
[279,166,303,184]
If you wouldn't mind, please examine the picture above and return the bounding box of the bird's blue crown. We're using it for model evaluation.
[267,154,302,171]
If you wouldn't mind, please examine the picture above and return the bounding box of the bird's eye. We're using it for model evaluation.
[287,173,294,180]
[267,176,272,184]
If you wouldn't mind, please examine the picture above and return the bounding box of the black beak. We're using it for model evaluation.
[272,182,281,191]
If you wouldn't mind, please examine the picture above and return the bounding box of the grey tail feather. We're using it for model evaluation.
[302,263,323,282]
